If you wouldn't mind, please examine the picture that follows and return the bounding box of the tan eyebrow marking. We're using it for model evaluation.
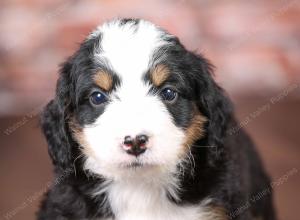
[151,64,170,87]
[94,71,113,91]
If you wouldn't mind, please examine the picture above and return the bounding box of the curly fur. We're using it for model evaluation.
[37,18,276,220]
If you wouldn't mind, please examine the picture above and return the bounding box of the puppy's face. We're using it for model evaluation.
[67,20,207,179]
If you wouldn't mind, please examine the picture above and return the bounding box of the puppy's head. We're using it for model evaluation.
[42,19,231,179]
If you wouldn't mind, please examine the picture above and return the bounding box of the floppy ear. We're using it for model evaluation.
[191,54,233,164]
[41,62,73,169]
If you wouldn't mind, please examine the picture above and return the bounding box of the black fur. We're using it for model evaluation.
[38,18,276,220]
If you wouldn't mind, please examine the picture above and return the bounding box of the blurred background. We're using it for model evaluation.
[0,0,299,219]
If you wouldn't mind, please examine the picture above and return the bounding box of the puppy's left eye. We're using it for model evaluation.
[160,87,177,102]
[90,91,108,105]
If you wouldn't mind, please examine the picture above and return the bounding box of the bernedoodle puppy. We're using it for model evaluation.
[38,18,276,220]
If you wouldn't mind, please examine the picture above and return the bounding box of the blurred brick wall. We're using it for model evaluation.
[1,0,300,115]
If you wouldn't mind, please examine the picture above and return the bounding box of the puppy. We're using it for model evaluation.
[38,18,276,220]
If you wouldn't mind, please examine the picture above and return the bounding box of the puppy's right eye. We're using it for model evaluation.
[90,91,107,105]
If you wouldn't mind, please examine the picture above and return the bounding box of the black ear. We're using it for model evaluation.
[41,62,73,169]
[191,54,233,164]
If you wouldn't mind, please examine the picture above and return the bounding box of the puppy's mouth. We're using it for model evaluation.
[124,161,144,168]
[119,159,157,170]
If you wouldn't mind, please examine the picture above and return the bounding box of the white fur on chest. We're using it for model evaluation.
[105,178,210,220]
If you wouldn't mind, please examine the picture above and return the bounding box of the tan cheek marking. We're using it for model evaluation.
[205,206,228,220]
[68,119,95,158]
[94,71,113,91]
[151,64,170,87]
[183,110,207,149]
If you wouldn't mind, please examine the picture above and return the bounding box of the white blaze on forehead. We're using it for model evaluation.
[94,20,168,82]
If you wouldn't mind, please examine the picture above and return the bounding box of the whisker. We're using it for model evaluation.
[73,153,85,177]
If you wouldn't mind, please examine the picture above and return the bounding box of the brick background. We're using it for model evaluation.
[1,0,300,115]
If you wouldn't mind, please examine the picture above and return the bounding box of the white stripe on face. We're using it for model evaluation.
[96,20,167,80]
[82,20,185,179]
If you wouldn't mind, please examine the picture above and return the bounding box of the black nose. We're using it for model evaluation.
[123,134,149,157]
[136,134,148,146]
